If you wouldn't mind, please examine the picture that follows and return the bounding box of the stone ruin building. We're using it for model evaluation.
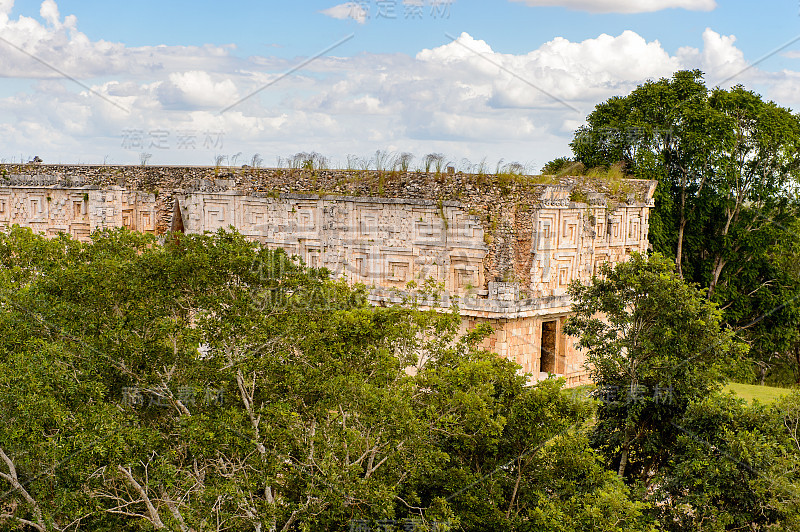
[0,164,657,386]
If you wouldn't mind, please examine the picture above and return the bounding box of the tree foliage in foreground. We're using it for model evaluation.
[568,69,800,383]
[4,228,799,530]
[0,227,647,532]
[650,392,800,531]
[565,252,800,530]
[565,252,746,480]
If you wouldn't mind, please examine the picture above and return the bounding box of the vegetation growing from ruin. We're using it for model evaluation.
[0,153,648,215]
[569,189,589,204]
[436,198,448,229]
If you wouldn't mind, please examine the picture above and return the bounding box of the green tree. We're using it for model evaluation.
[520,432,655,532]
[570,70,800,384]
[0,227,655,531]
[564,252,746,480]
[571,69,722,277]
[1,227,440,530]
[712,201,800,384]
[704,86,800,298]
[650,392,800,530]
[541,156,577,176]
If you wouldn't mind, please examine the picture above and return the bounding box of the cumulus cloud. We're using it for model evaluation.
[0,0,797,170]
[692,28,747,81]
[39,0,60,26]
[157,71,240,110]
[509,0,717,14]
[417,31,680,110]
[417,33,495,62]
[320,2,368,24]
[0,0,238,79]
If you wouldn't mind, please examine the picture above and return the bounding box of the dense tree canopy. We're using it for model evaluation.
[567,70,800,383]
[564,252,746,479]
[0,227,649,532]
[650,392,800,531]
[2,226,799,530]
[564,252,800,530]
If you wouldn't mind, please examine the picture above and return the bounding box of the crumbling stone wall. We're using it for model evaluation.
[0,165,656,386]
[0,164,656,294]
[0,179,158,239]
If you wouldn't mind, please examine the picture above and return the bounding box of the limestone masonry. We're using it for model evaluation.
[0,164,657,386]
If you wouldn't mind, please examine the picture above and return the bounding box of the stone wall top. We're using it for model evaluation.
[0,164,657,208]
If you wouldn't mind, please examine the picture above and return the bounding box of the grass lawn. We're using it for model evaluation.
[724,382,795,404]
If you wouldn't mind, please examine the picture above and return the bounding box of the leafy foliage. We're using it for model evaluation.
[570,70,800,383]
[564,253,747,479]
[0,227,651,531]
[650,392,800,531]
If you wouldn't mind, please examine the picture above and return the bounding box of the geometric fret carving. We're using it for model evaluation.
[0,187,653,307]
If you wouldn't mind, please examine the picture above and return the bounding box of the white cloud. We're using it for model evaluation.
[698,28,747,80]
[320,2,367,24]
[39,0,59,26]
[509,0,716,14]
[0,0,238,79]
[417,33,495,62]
[0,1,798,170]
[418,30,680,110]
[157,71,240,110]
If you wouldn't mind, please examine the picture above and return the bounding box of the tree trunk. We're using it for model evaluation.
[675,169,688,278]
[507,457,524,518]
[676,216,686,278]
[618,422,634,478]
[618,446,629,478]
[795,347,800,385]
[707,256,726,300]
[708,205,738,299]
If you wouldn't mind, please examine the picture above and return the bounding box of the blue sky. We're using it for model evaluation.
[1,0,799,169]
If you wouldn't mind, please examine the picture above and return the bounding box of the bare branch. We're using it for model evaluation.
[0,447,47,532]
[116,465,166,529]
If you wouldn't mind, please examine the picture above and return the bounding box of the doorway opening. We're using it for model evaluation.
[540,320,557,374]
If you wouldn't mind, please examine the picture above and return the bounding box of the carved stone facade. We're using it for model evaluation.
[0,184,158,239]
[178,192,487,295]
[0,167,657,386]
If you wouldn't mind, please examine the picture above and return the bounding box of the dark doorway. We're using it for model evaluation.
[540,320,557,374]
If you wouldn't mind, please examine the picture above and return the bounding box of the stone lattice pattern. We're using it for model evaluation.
[0,166,657,386]
[0,183,157,240]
